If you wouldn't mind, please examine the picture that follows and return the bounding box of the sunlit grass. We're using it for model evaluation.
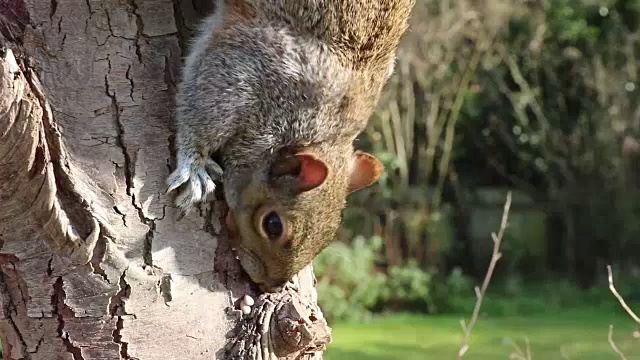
[325,310,640,360]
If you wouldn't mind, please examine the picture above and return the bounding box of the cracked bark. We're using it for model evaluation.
[0,1,330,359]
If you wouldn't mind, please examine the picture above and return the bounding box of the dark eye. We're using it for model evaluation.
[262,211,283,240]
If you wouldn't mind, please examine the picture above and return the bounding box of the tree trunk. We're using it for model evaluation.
[0,1,330,359]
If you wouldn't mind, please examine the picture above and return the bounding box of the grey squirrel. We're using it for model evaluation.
[166,0,415,291]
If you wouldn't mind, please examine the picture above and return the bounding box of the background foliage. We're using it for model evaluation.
[316,0,640,323]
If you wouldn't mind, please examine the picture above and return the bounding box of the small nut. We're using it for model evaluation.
[241,305,252,315]
[243,295,255,306]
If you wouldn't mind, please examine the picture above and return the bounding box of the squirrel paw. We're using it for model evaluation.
[166,156,223,217]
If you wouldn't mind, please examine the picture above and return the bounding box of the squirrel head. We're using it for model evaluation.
[224,146,383,290]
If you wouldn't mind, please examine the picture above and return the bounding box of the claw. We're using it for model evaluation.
[189,172,203,202]
[166,155,221,218]
[197,167,216,196]
[206,158,224,178]
[175,184,195,215]
[166,165,191,194]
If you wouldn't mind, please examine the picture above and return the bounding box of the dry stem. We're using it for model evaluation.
[456,192,512,359]
[608,324,628,360]
[606,265,639,360]
[508,338,532,360]
[607,265,640,324]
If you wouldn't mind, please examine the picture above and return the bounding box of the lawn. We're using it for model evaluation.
[0,311,636,359]
[324,310,640,360]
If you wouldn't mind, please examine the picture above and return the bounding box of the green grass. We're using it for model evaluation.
[324,310,640,360]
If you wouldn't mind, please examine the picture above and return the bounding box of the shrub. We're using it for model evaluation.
[380,260,434,313]
[314,235,387,323]
[314,236,472,321]
[431,267,476,314]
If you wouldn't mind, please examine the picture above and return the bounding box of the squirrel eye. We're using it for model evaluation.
[261,211,283,240]
[254,205,289,243]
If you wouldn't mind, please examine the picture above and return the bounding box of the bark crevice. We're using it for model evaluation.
[127,0,144,62]
[109,268,132,359]
[105,58,133,197]
[52,277,84,360]
[6,315,28,359]
[2,269,29,359]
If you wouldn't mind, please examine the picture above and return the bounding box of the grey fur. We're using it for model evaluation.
[167,0,415,289]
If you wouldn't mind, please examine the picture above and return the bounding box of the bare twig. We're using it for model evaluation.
[608,325,628,360]
[456,192,512,359]
[508,337,532,360]
[606,265,640,360]
[607,265,640,324]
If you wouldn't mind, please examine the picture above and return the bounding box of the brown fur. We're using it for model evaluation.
[166,0,415,290]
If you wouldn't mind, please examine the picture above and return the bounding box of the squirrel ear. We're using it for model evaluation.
[348,151,384,193]
[294,152,329,192]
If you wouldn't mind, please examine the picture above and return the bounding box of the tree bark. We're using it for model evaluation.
[0,1,330,359]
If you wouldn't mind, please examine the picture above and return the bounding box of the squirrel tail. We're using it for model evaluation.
[225,0,416,70]
[315,0,416,69]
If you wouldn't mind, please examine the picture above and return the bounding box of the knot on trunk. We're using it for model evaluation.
[221,273,332,360]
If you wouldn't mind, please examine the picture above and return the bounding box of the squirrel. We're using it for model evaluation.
[166,0,415,291]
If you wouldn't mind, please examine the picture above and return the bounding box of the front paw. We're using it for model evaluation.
[166,156,223,217]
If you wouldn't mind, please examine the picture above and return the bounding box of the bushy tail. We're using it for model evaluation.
[238,0,416,69]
